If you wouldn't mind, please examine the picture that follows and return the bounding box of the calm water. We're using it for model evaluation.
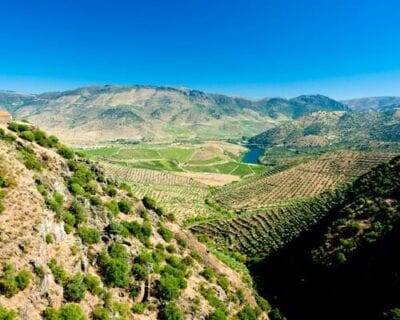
[242,146,264,164]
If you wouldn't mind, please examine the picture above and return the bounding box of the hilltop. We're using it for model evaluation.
[0,86,347,144]
[342,96,400,111]
[0,122,269,319]
[249,109,400,148]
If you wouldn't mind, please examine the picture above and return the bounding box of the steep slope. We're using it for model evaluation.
[249,109,400,148]
[0,122,268,319]
[343,96,400,111]
[0,86,347,144]
[249,155,400,320]
[191,151,394,258]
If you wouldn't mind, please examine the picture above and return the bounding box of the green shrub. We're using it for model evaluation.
[132,263,148,281]
[8,122,29,132]
[43,303,86,320]
[118,199,132,214]
[141,221,152,238]
[216,275,229,292]
[0,128,16,143]
[90,196,102,206]
[106,200,119,216]
[105,185,117,197]
[78,227,100,245]
[158,225,174,242]
[159,303,183,320]
[0,304,17,320]
[48,135,59,146]
[103,258,130,288]
[132,302,146,314]
[62,211,76,227]
[108,242,128,259]
[166,244,176,254]
[84,273,101,295]
[182,256,193,266]
[69,164,94,187]
[58,146,75,159]
[84,181,98,195]
[18,146,41,171]
[256,294,271,312]
[237,305,258,320]
[0,265,31,297]
[176,237,187,248]
[143,196,164,216]
[20,130,35,142]
[92,307,110,320]
[45,233,54,244]
[136,251,153,266]
[207,309,227,320]
[0,265,18,298]
[69,200,87,225]
[48,258,68,285]
[45,196,63,215]
[105,221,130,237]
[201,267,215,281]
[200,286,227,314]
[69,183,84,195]
[64,273,87,302]
[64,223,74,234]
[158,273,186,301]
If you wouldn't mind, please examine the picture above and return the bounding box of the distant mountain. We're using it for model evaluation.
[342,96,400,111]
[0,85,348,144]
[249,109,400,147]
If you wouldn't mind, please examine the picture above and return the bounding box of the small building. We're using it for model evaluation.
[0,110,12,124]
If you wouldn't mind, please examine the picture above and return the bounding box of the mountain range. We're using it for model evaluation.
[249,108,400,148]
[342,96,400,111]
[0,86,348,144]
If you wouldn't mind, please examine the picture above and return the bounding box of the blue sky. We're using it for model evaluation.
[1,0,400,99]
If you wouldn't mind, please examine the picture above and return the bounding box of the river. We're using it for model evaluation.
[242,146,264,164]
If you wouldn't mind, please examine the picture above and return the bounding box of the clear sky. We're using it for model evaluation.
[1,0,400,99]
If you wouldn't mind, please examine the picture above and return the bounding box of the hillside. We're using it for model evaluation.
[312,156,400,266]
[0,87,347,144]
[249,109,400,148]
[248,155,400,320]
[342,96,400,111]
[190,151,394,258]
[0,122,268,319]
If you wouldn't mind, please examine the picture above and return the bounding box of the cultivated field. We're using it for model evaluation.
[212,151,395,211]
[82,141,267,181]
[101,163,213,222]
[191,151,397,258]
[191,191,339,257]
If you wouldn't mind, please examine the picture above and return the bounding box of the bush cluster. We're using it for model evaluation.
[0,264,31,298]
[157,256,187,301]
[43,303,86,320]
[143,196,164,216]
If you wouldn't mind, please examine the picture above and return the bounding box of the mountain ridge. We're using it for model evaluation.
[0,85,348,144]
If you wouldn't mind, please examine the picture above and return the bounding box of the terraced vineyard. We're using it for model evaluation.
[212,151,395,211]
[102,163,213,222]
[190,151,397,259]
[191,190,343,257]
